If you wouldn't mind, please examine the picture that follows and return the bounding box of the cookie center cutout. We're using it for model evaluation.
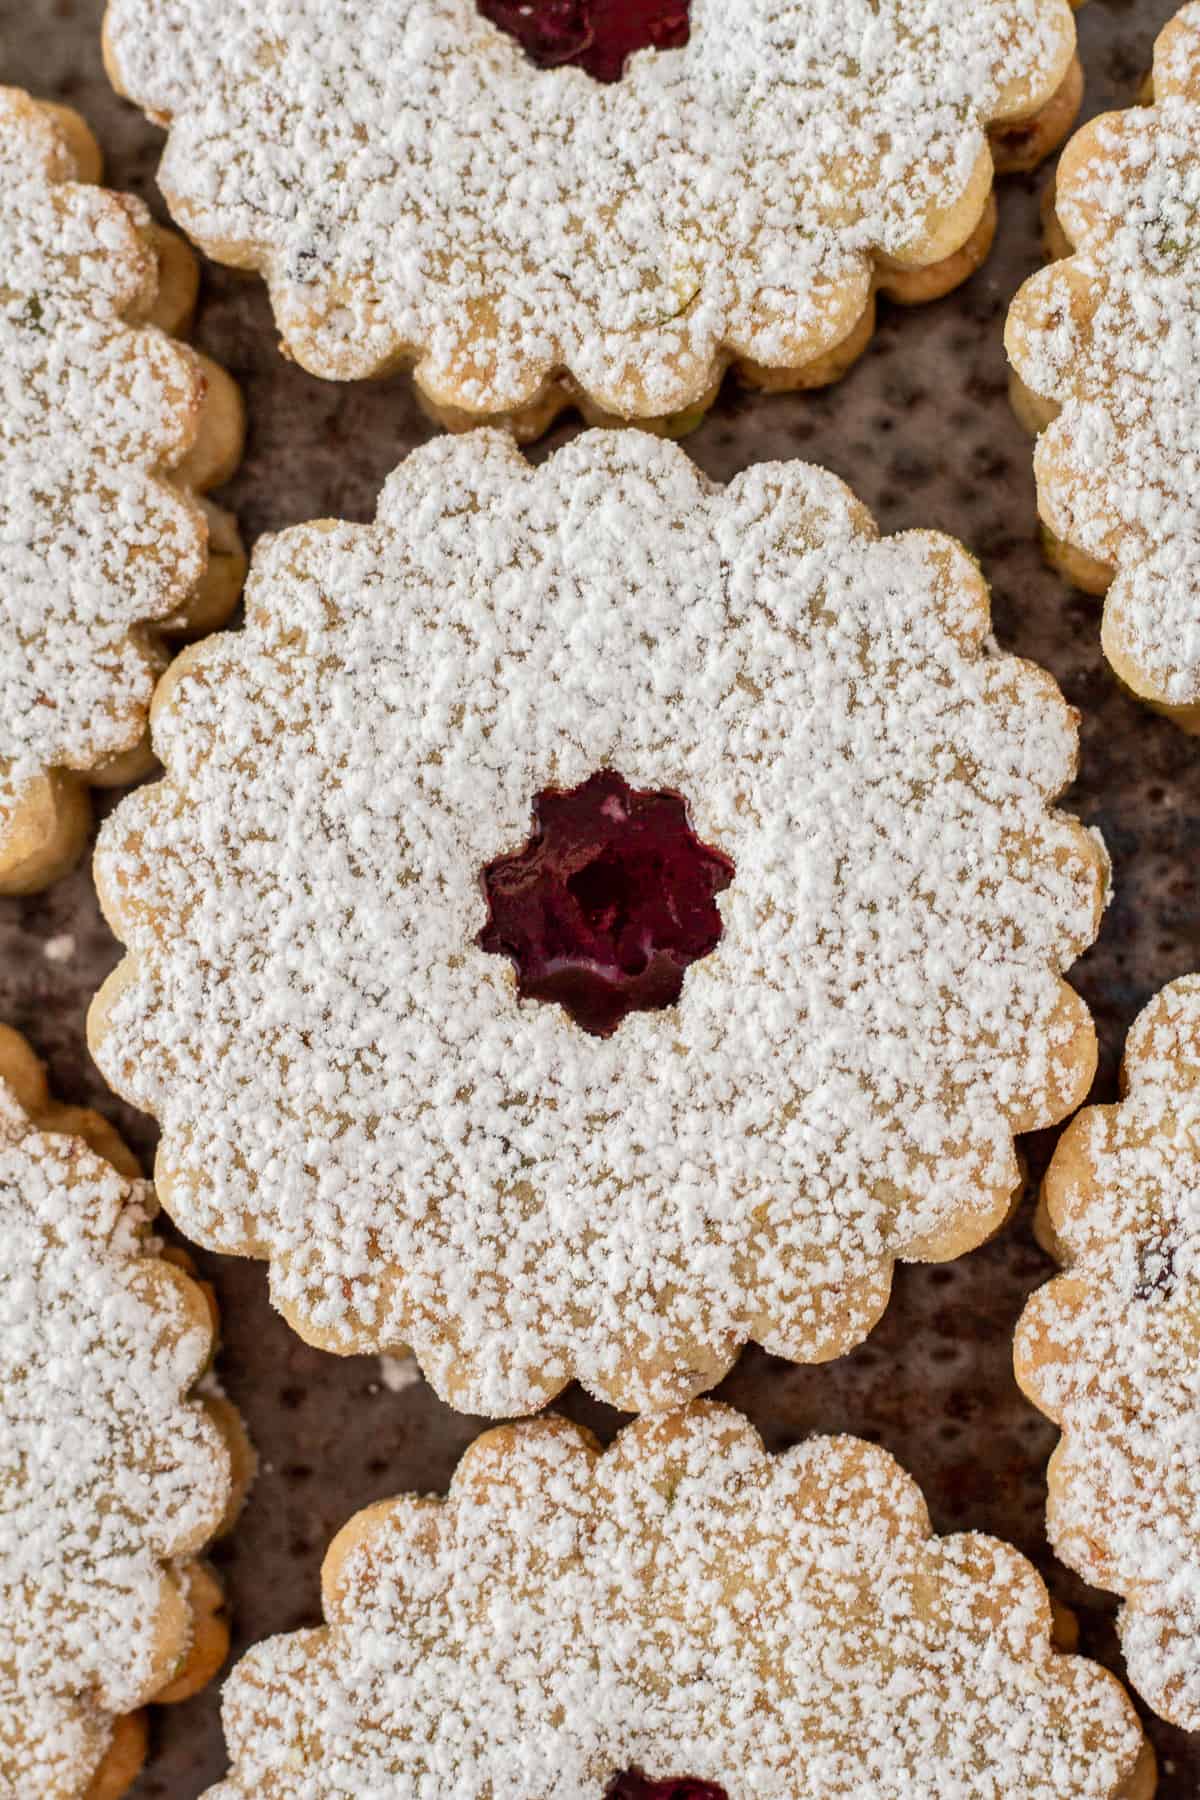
[476,0,690,82]
[606,1775,729,1800]
[478,769,733,1037]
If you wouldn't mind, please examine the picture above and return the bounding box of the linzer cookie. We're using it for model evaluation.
[0,88,246,896]
[200,1403,1153,1798]
[1006,5,1200,731]
[103,0,1083,438]
[0,1024,252,1800]
[89,430,1107,1416]
[1016,974,1200,1733]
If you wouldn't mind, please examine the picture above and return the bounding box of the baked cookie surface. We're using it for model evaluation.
[1006,4,1200,729]
[1016,974,1200,1733]
[201,1403,1152,1798]
[90,430,1106,1416]
[0,88,245,895]
[103,0,1082,436]
[0,1024,249,1800]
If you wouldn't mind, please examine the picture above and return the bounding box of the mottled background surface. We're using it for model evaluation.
[1,0,1197,1791]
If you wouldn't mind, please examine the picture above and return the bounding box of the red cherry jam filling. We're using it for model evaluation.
[606,1774,729,1800]
[476,0,690,83]
[478,770,733,1037]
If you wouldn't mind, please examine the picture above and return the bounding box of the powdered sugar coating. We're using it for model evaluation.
[1005,5,1200,710]
[1016,974,1200,1732]
[0,88,209,851]
[92,431,1106,1416]
[104,0,1075,419]
[0,1041,234,1797]
[202,1403,1147,1798]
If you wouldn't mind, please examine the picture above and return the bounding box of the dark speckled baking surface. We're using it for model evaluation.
[2,0,1198,1791]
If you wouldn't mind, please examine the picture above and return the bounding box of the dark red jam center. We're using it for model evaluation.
[478,769,733,1037]
[606,1774,729,1800]
[476,0,690,82]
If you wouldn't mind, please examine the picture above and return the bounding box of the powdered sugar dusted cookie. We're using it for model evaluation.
[89,430,1107,1416]
[1016,974,1200,1732]
[201,1402,1153,1798]
[0,88,246,896]
[1006,6,1200,731]
[103,0,1082,438]
[0,1023,252,1800]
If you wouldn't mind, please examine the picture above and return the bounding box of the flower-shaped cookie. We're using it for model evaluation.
[90,431,1106,1416]
[104,0,1082,438]
[202,1403,1152,1798]
[1006,5,1200,731]
[1016,974,1200,1732]
[0,1023,251,1800]
[0,88,246,895]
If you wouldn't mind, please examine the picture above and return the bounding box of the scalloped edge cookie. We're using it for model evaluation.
[87,430,1106,1417]
[0,1024,254,1799]
[1005,5,1200,731]
[202,1402,1153,1798]
[103,0,1083,441]
[0,90,246,895]
[1016,974,1200,1733]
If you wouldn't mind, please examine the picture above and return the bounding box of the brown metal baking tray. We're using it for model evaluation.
[3,0,1198,1791]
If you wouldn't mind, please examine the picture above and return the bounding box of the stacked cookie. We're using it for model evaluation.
[0,92,244,896]
[4,3,1199,1796]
